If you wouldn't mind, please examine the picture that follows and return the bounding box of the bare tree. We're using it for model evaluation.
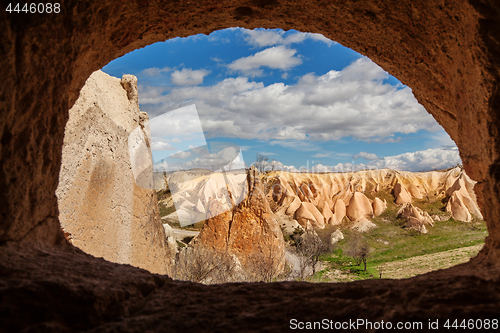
[172,246,237,284]
[345,233,370,271]
[295,230,327,279]
[255,153,269,173]
[359,242,370,271]
[244,242,285,282]
[271,158,278,171]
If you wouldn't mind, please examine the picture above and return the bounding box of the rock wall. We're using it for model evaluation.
[195,168,285,276]
[266,167,482,232]
[56,70,170,275]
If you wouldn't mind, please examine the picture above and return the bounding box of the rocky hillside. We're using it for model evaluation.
[262,167,482,235]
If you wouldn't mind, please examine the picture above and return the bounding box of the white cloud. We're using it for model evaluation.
[327,147,461,172]
[183,146,240,169]
[140,57,438,146]
[269,140,320,151]
[171,151,192,159]
[151,140,176,151]
[261,147,461,173]
[149,105,205,140]
[244,29,285,47]
[312,152,332,158]
[171,68,211,85]
[140,67,171,77]
[227,46,302,76]
[148,104,207,158]
[429,130,457,148]
[353,152,379,160]
[368,147,461,172]
[153,160,169,171]
[307,33,334,46]
[254,159,299,172]
[242,29,333,47]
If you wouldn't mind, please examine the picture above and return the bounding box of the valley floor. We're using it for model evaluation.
[380,243,482,279]
[313,244,483,282]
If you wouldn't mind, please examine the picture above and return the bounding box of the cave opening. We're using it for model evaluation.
[56,28,487,283]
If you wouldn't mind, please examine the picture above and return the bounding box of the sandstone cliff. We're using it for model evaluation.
[194,168,285,278]
[264,167,482,233]
[56,70,171,274]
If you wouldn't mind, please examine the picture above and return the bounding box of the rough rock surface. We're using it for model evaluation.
[446,174,483,221]
[394,182,412,204]
[266,168,482,232]
[195,169,285,274]
[302,202,325,229]
[56,70,170,274]
[346,192,374,222]
[330,199,346,225]
[294,202,318,228]
[373,197,387,216]
[2,0,500,330]
[330,229,344,245]
[398,204,435,234]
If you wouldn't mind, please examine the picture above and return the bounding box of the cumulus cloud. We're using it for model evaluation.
[141,57,438,144]
[369,147,461,172]
[258,147,461,173]
[429,130,457,148]
[140,67,171,76]
[254,159,299,172]
[171,151,192,159]
[353,152,379,160]
[183,146,240,169]
[171,68,211,85]
[227,46,302,76]
[151,140,176,151]
[148,104,207,161]
[153,160,169,172]
[329,147,461,172]
[242,29,334,47]
[312,152,332,158]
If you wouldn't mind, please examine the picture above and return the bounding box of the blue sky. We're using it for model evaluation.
[102,28,460,172]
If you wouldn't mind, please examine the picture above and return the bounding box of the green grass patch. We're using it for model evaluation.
[321,213,487,280]
[159,203,176,217]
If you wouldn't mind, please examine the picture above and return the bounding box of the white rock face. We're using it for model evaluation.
[445,174,483,222]
[56,70,171,274]
[394,182,412,204]
[372,197,387,216]
[330,229,344,245]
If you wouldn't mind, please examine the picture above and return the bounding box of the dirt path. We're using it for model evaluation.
[381,244,483,279]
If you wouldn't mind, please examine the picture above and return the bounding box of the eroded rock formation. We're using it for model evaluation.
[397,203,435,234]
[56,70,171,274]
[195,168,285,276]
[264,167,482,233]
